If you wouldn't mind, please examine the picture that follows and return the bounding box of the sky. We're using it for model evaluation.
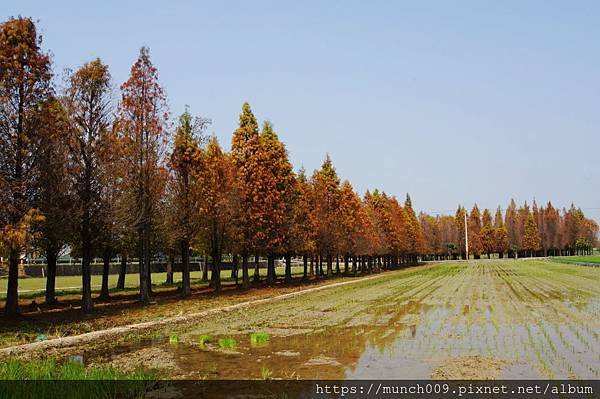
[4,0,600,222]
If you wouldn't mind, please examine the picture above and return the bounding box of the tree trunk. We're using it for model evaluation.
[267,254,275,285]
[212,250,222,294]
[165,254,173,285]
[309,256,314,277]
[5,250,20,315]
[99,253,111,300]
[45,249,58,305]
[139,235,150,305]
[241,253,249,289]
[344,255,349,274]
[303,254,308,280]
[232,254,239,286]
[335,256,340,274]
[117,256,127,289]
[81,237,94,313]
[326,255,332,277]
[201,254,208,282]
[253,255,260,283]
[181,239,191,297]
[284,253,292,283]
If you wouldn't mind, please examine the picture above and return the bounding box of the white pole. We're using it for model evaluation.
[464,210,469,260]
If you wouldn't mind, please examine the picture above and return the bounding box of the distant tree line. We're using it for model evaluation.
[0,17,597,315]
[420,201,598,261]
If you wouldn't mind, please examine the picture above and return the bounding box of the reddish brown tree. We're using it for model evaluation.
[34,98,72,305]
[480,208,494,258]
[168,108,208,297]
[0,17,53,315]
[62,58,114,312]
[231,102,262,287]
[522,213,541,256]
[311,155,342,277]
[468,205,483,259]
[117,47,169,304]
[257,121,295,284]
[197,136,238,294]
[493,206,509,258]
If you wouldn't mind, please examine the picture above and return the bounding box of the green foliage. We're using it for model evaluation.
[197,334,212,346]
[260,366,273,380]
[218,337,238,349]
[169,334,179,344]
[250,332,271,347]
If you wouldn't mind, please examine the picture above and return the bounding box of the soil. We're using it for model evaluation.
[431,355,509,380]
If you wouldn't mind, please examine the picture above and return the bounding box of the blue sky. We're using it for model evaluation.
[5,1,599,221]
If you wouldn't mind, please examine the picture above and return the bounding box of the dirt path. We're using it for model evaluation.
[0,272,390,358]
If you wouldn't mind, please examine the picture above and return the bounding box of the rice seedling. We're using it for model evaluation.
[250,332,271,347]
[197,334,212,346]
[218,337,238,349]
[261,366,273,380]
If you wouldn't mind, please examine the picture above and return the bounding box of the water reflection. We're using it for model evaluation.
[87,264,600,380]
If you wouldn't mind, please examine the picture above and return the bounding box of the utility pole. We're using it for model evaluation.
[464,210,469,261]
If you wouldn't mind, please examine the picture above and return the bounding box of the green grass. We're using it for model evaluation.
[0,357,153,399]
[0,357,149,380]
[551,255,600,264]
[218,337,238,349]
[0,266,308,299]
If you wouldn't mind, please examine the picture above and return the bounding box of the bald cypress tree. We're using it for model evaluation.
[0,17,52,315]
[522,213,541,257]
[168,109,208,297]
[455,206,467,260]
[312,155,341,277]
[493,206,509,258]
[403,194,424,263]
[118,47,169,305]
[480,208,494,258]
[260,122,296,283]
[231,103,262,288]
[468,205,483,259]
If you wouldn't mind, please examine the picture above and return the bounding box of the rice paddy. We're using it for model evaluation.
[50,259,600,379]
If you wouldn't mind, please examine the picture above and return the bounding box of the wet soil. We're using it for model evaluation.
[80,260,600,380]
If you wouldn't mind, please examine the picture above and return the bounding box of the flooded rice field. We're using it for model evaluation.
[87,260,600,380]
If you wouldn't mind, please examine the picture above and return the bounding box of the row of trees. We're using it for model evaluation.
[420,201,598,260]
[0,18,597,316]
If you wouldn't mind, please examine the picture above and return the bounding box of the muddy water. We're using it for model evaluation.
[88,261,600,380]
